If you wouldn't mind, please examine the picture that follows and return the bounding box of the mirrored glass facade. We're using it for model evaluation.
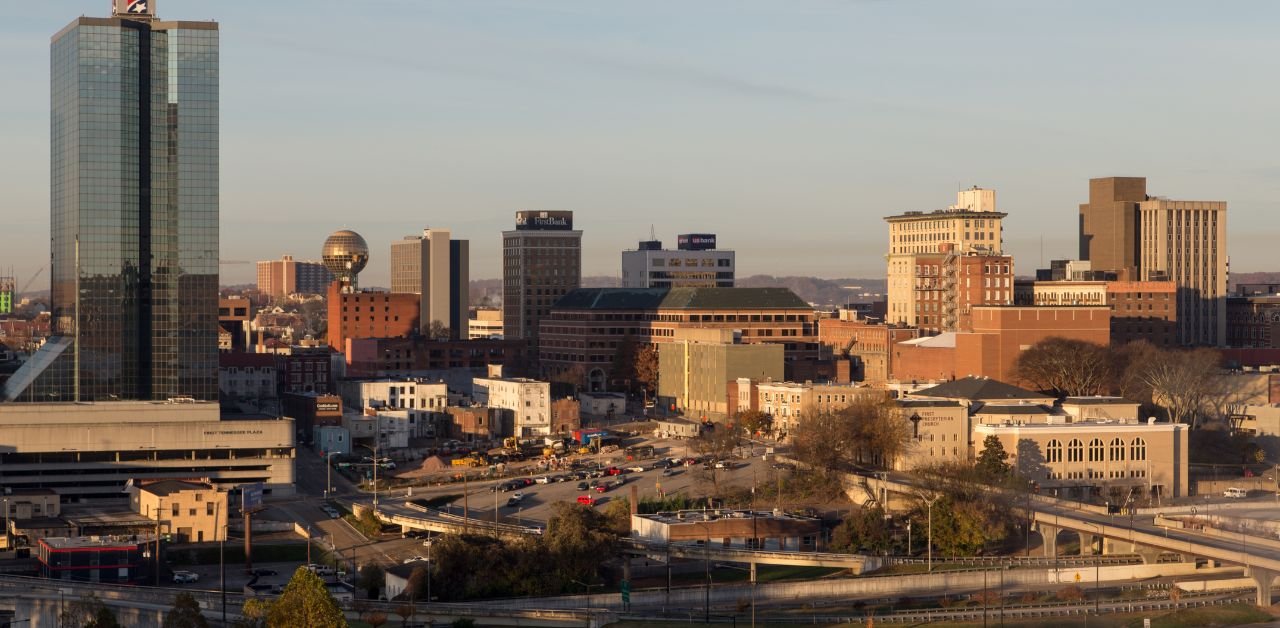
[45,16,219,401]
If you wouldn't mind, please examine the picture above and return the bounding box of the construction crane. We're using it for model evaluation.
[18,265,45,296]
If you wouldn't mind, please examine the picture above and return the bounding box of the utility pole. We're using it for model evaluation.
[154,497,165,586]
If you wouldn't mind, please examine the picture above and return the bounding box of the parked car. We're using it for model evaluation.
[1224,487,1248,499]
[173,571,199,584]
[715,460,732,469]
[661,468,676,477]
[511,492,526,501]
[627,466,646,473]
[534,476,551,485]
[577,495,596,506]
[595,483,609,493]
[576,481,590,491]
[247,568,278,577]
[606,467,623,476]
[306,564,336,577]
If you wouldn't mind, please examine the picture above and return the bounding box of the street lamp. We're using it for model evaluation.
[356,440,380,514]
[1082,521,1102,615]
[325,451,339,498]
[923,494,940,573]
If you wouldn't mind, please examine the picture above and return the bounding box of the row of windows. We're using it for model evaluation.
[1045,437,1146,463]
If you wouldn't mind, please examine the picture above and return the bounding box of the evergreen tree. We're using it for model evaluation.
[267,567,347,628]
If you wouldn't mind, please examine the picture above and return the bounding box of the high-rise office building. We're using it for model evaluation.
[502,211,581,349]
[21,2,220,401]
[256,255,333,299]
[622,234,735,289]
[391,228,470,339]
[884,187,1005,329]
[1079,177,1227,346]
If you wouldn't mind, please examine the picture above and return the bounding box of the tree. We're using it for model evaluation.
[1013,337,1111,396]
[163,593,210,628]
[267,567,347,628]
[1142,347,1222,428]
[735,409,773,437]
[974,435,1011,481]
[929,497,988,557]
[357,562,384,600]
[830,506,891,554]
[543,502,619,587]
[601,497,633,536]
[633,345,659,401]
[404,565,430,601]
[235,599,271,628]
[361,610,388,628]
[792,394,910,472]
[395,603,415,626]
[426,319,451,340]
[60,594,120,628]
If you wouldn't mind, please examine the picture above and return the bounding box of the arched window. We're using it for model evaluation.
[1131,438,1147,461]
[1110,438,1125,461]
[1088,439,1104,462]
[1046,439,1062,463]
[1067,439,1084,463]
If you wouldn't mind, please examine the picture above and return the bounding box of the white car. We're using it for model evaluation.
[173,571,199,584]
[534,476,551,484]
[627,466,646,473]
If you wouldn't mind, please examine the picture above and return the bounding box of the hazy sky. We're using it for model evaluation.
[2,1,1278,288]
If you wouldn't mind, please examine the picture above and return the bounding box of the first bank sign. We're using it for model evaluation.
[113,0,155,17]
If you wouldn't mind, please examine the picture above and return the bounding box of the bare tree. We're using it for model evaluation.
[426,320,451,341]
[792,394,909,471]
[1141,347,1221,429]
[1013,337,1111,396]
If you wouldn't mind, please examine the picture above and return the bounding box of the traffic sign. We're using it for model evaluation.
[621,580,630,605]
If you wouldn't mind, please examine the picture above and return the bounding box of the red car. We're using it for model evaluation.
[577,495,596,506]
[595,483,609,493]
[606,467,623,476]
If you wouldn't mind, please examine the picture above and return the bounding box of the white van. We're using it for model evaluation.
[1223,487,1248,499]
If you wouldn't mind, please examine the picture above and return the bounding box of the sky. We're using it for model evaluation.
[2,1,1278,288]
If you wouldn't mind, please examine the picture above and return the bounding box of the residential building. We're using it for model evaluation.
[472,375,551,437]
[910,250,1013,334]
[343,337,525,379]
[1079,177,1227,346]
[218,353,277,402]
[656,329,784,422]
[469,308,503,340]
[502,210,582,349]
[540,287,820,391]
[27,4,220,401]
[391,228,470,339]
[0,401,295,500]
[129,479,228,543]
[337,379,448,438]
[256,255,333,299]
[753,381,880,438]
[1227,295,1280,348]
[621,234,735,289]
[326,285,420,350]
[885,187,1005,328]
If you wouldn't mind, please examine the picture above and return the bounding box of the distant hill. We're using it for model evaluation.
[1231,272,1280,289]
[467,275,883,308]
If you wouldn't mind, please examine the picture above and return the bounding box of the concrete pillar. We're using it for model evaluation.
[1040,525,1058,558]
[1080,533,1097,556]
[1250,567,1276,607]
[1136,548,1163,564]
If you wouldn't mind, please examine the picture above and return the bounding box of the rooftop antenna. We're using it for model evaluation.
[650,224,656,241]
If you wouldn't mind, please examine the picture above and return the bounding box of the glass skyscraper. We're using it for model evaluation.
[41,7,219,401]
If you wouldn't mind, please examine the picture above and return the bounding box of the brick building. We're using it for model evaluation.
[344,337,525,378]
[540,287,820,391]
[892,306,1111,386]
[1227,295,1280,348]
[911,250,1014,334]
[817,312,919,384]
[1015,279,1177,347]
[326,283,420,350]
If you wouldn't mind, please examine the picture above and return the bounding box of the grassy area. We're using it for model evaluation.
[606,603,1272,628]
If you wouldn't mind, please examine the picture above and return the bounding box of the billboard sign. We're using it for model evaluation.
[241,482,264,512]
[677,234,717,251]
[316,402,340,413]
[515,210,573,231]
[113,0,156,17]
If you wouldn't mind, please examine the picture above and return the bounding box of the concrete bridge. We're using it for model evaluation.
[842,467,1280,606]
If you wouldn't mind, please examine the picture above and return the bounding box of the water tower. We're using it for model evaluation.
[322,230,369,293]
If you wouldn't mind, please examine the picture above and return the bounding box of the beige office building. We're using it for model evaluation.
[468,308,503,340]
[1079,177,1227,346]
[130,480,229,543]
[885,187,1005,327]
[657,329,784,422]
[391,228,470,339]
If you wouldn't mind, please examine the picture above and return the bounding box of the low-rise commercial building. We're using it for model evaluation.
[39,535,154,584]
[621,235,735,289]
[818,310,918,384]
[468,308,503,340]
[579,391,627,418]
[129,480,228,543]
[631,509,823,552]
[472,376,551,437]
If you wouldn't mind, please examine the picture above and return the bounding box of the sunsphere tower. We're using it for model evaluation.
[15,0,220,401]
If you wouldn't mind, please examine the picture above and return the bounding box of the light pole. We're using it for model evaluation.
[325,451,339,498]
[357,440,380,514]
[924,494,939,573]
[1082,522,1101,615]
[906,520,912,557]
